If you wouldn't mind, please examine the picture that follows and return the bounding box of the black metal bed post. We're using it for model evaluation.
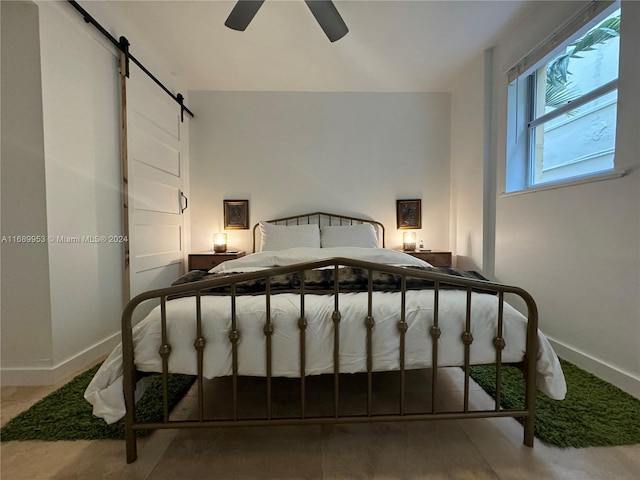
[462,288,474,413]
[298,274,307,419]
[397,276,408,415]
[523,294,539,446]
[159,298,171,422]
[494,293,506,412]
[365,269,375,416]
[265,277,274,419]
[195,292,206,421]
[230,285,239,420]
[430,282,441,413]
[332,265,341,417]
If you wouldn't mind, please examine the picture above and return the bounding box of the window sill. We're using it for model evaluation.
[500,167,631,197]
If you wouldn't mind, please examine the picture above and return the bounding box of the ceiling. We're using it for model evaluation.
[92,0,535,92]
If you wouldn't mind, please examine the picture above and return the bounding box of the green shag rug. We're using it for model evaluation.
[3,359,639,448]
[1,364,195,441]
[469,359,640,448]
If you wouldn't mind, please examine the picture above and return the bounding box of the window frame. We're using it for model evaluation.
[505,1,623,194]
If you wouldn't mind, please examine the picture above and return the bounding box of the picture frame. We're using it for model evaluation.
[223,200,249,230]
[396,199,422,229]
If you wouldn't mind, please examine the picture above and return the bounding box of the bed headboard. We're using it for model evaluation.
[252,212,385,252]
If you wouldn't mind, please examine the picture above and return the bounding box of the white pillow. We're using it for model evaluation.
[259,222,321,251]
[320,224,380,248]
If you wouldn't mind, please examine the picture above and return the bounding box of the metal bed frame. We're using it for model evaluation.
[252,211,386,252]
[121,213,538,463]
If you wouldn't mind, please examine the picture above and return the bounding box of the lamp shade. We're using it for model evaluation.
[402,231,416,251]
[213,233,227,253]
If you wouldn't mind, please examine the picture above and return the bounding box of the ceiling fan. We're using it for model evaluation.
[225,0,349,42]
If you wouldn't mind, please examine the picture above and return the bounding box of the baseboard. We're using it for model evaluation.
[1,332,119,386]
[547,336,640,400]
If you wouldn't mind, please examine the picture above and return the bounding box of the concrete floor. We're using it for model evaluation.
[2,367,639,480]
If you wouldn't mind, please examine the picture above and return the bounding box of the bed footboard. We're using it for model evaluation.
[121,258,538,463]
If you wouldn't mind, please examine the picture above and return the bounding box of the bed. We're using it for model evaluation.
[85,212,566,463]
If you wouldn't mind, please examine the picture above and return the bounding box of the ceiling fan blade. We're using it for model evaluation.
[225,0,265,31]
[305,0,349,42]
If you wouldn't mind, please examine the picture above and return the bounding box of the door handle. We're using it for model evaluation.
[179,190,188,213]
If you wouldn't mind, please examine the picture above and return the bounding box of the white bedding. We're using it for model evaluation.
[85,248,566,424]
[209,246,434,273]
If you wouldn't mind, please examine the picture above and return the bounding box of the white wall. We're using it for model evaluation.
[188,91,451,254]
[488,1,639,396]
[0,1,124,384]
[38,2,124,368]
[449,53,487,272]
[1,1,189,385]
[1,1,54,379]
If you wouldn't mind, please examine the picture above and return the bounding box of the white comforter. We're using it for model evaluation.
[85,247,566,424]
[208,247,434,273]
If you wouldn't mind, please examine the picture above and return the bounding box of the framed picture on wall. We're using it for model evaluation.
[396,199,422,229]
[223,200,249,229]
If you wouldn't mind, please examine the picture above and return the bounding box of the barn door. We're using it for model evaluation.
[121,57,189,303]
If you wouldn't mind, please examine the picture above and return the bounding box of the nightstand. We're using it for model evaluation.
[399,250,452,267]
[188,250,246,271]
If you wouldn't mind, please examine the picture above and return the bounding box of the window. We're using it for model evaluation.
[506,3,621,192]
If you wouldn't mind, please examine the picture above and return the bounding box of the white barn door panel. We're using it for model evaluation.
[124,62,188,301]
